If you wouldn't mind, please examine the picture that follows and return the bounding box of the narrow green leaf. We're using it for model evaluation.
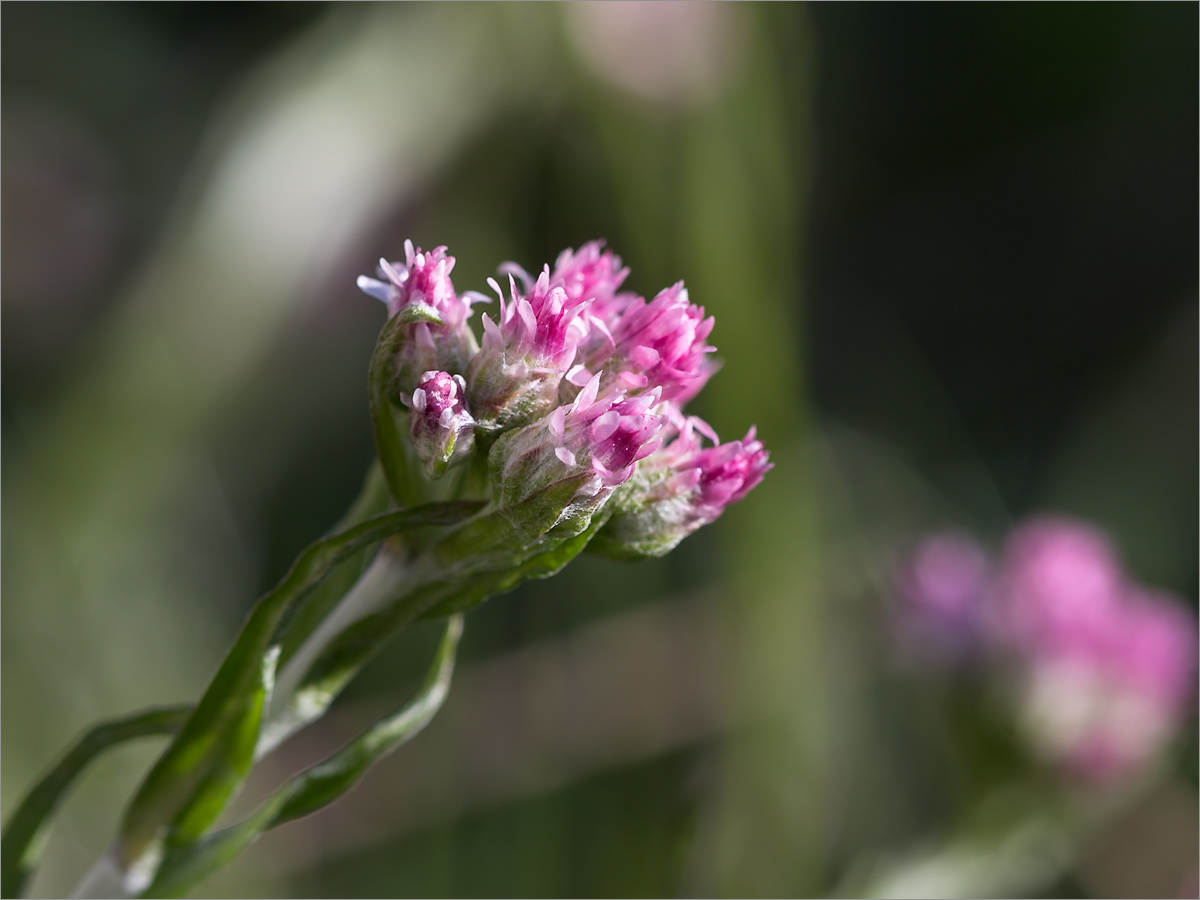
[118,501,483,875]
[1,705,190,899]
[141,615,464,899]
[269,612,463,825]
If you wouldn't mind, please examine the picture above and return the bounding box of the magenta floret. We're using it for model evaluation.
[589,414,771,558]
[571,282,717,403]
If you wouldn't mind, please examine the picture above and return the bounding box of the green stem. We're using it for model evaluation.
[142,615,465,899]
[1,706,191,899]
[116,503,481,884]
[257,548,424,757]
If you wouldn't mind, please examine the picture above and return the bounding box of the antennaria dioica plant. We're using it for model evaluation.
[2,241,771,898]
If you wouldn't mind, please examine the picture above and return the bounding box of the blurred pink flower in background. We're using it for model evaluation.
[993,518,1196,781]
[1015,583,1197,783]
[993,517,1126,657]
[894,515,1197,782]
[892,531,991,659]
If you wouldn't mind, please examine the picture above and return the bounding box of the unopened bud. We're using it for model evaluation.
[406,371,475,479]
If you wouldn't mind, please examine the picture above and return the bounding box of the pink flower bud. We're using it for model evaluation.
[570,282,717,404]
[405,370,476,479]
[489,374,667,541]
[502,241,640,390]
[550,240,635,317]
[591,413,771,558]
[466,268,592,431]
[357,241,482,390]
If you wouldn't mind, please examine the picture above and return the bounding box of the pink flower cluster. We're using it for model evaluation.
[359,240,769,547]
[894,517,1197,783]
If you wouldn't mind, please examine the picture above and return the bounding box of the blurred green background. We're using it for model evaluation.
[2,3,1195,897]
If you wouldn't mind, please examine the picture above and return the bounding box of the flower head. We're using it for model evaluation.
[405,370,476,479]
[489,374,667,542]
[467,269,592,431]
[357,241,482,390]
[550,240,635,323]
[570,282,717,404]
[357,238,769,550]
[590,414,771,558]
